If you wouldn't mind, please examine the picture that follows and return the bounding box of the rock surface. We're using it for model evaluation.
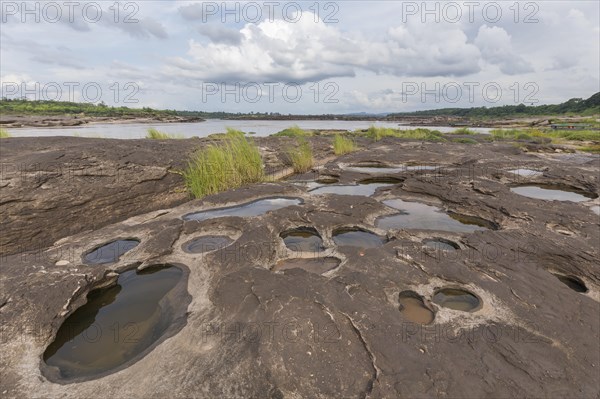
[1,138,599,398]
[0,136,334,256]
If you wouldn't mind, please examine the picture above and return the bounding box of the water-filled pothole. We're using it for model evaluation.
[309,180,397,197]
[183,197,303,221]
[376,199,493,233]
[398,291,435,324]
[332,227,386,248]
[432,288,481,312]
[345,162,405,174]
[358,177,403,184]
[83,239,140,265]
[183,235,234,253]
[404,164,439,171]
[344,162,438,174]
[507,169,543,177]
[273,257,340,274]
[42,264,188,381]
[423,238,460,251]
[280,227,324,252]
[316,175,339,184]
[552,273,588,293]
[510,184,595,202]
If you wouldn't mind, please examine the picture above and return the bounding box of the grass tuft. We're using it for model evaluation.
[333,134,357,155]
[490,128,600,143]
[452,138,478,144]
[147,127,184,139]
[273,125,311,138]
[0,128,11,138]
[360,126,446,142]
[449,127,476,135]
[578,144,600,153]
[183,128,264,198]
[287,138,314,173]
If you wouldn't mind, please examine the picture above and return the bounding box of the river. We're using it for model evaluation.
[6,119,491,139]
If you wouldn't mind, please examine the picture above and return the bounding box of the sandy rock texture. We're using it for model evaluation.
[1,138,599,398]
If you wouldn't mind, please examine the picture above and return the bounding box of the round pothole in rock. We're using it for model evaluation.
[280,227,324,253]
[404,163,439,171]
[83,239,140,265]
[507,168,543,177]
[316,175,339,184]
[422,238,459,251]
[345,162,404,174]
[332,227,387,249]
[358,176,403,185]
[309,180,397,197]
[183,235,234,253]
[510,184,596,202]
[432,288,481,312]
[273,257,340,274]
[183,197,303,221]
[552,273,588,293]
[398,291,435,324]
[376,199,496,233]
[42,264,189,382]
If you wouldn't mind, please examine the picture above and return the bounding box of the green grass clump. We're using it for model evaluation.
[578,145,600,153]
[490,129,533,140]
[449,127,476,135]
[361,126,445,142]
[491,128,599,143]
[0,128,11,138]
[146,127,184,139]
[333,134,357,155]
[273,125,311,137]
[545,130,600,141]
[183,128,264,198]
[287,138,314,173]
[364,126,396,141]
[452,138,478,144]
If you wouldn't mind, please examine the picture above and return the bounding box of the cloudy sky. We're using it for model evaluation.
[1,1,599,114]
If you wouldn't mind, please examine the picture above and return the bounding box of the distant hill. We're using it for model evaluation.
[388,92,600,118]
[2,92,598,120]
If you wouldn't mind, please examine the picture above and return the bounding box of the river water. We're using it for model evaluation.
[6,119,491,139]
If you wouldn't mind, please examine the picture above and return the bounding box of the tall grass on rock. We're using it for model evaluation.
[362,126,446,142]
[333,134,357,155]
[183,129,264,198]
[273,125,311,138]
[287,138,314,173]
[147,127,183,139]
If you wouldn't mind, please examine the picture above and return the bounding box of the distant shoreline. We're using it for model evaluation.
[2,113,594,130]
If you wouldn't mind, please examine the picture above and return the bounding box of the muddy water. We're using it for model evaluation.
[183,197,303,221]
[510,185,594,202]
[84,239,139,265]
[309,182,395,197]
[376,199,489,233]
[43,265,184,380]
[183,236,233,253]
[273,257,340,274]
[281,228,324,253]
[398,292,434,324]
[507,169,543,177]
[344,163,438,174]
[432,288,480,312]
[423,239,459,251]
[332,228,386,248]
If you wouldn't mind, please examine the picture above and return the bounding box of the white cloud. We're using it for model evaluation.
[474,25,533,75]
